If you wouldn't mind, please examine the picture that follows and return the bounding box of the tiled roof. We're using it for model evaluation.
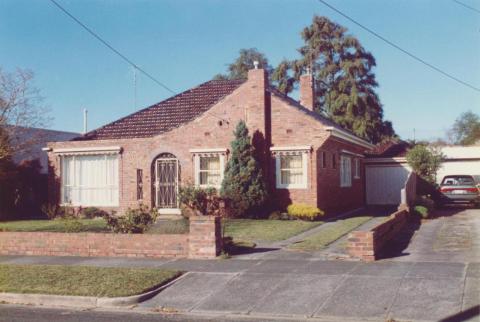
[365,140,411,158]
[75,79,245,140]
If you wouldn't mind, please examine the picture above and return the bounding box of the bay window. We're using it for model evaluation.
[61,154,119,206]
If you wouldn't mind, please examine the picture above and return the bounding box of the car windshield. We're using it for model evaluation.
[441,176,475,186]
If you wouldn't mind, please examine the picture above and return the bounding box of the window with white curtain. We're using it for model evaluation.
[276,153,308,189]
[61,154,119,206]
[340,155,352,187]
[194,154,225,188]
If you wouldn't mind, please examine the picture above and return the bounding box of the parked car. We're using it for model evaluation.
[437,175,480,208]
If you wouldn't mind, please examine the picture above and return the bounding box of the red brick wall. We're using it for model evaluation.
[346,208,409,261]
[0,216,221,259]
[0,232,188,258]
[316,138,366,215]
[47,69,369,216]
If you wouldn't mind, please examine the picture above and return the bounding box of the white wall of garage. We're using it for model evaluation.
[365,164,412,205]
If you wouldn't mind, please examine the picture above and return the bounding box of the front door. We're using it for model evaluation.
[155,156,179,211]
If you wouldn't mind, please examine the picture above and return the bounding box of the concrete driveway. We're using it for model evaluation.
[383,207,480,262]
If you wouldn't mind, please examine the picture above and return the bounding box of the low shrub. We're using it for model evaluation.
[287,203,324,221]
[179,185,225,216]
[81,207,108,219]
[41,204,61,220]
[414,205,429,219]
[104,205,157,234]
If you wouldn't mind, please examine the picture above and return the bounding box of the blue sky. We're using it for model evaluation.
[1,0,479,141]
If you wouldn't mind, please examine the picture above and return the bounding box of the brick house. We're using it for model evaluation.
[45,66,374,216]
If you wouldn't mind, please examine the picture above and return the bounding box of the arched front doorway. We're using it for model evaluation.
[152,153,180,214]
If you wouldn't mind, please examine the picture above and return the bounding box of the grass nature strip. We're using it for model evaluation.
[0,265,181,298]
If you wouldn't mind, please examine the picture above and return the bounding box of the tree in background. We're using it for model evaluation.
[220,121,268,217]
[271,16,395,144]
[406,144,444,184]
[449,111,480,146]
[0,67,51,161]
[214,48,273,80]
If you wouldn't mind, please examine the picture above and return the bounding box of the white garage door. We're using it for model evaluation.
[436,161,480,184]
[366,165,412,205]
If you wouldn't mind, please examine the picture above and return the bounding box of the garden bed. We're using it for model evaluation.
[0,264,180,297]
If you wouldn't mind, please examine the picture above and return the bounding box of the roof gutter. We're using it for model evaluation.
[324,127,374,150]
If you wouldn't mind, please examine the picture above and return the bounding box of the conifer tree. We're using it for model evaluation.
[271,16,395,144]
[220,121,268,217]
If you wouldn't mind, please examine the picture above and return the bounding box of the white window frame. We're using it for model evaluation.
[354,158,361,179]
[60,153,119,207]
[340,155,352,187]
[271,146,311,189]
[191,149,227,189]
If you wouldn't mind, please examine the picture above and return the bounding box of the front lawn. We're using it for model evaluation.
[0,218,109,233]
[224,219,323,243]
[288,216,372,252]
[0,264,180,297]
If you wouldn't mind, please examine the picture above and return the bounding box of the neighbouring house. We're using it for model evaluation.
[45,67,374,215]
[365,141,480,205]
[8,126,79,174]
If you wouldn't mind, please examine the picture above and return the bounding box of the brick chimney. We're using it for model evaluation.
[245,61,268,137]
[299,70,314,111]
[245,61,271,178]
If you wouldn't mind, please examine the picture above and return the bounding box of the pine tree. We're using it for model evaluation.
[220,121,268,217]
[271,16,395,144]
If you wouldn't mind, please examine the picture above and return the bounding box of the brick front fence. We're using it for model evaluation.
[0,216,222,259]
[347,208,409,261]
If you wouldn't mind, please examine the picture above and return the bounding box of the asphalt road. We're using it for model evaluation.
[0,305,284,322]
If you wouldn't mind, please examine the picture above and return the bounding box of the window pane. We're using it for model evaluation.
[279,154,304,185]
[200,156,220,171]
[280,155,302,169]
[200,171,221,186]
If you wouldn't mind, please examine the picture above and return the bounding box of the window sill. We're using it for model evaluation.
[276,185,308,190]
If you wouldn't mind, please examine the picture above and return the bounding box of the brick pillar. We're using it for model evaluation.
[188,216,222,259]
